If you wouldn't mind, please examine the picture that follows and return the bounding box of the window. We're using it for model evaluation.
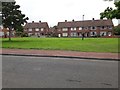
[0,32,4,36]
[28,33,33,36]
[74,28,76,30]
[91,26,96,30]
[84,27,88,30]
[62,33,68,37]
[71,32,77,37]
[79,27,82,30]
[7,32,9,36]
[71,28,73,30]
[90,32,97,36]
[101,26,106,30]
[62,28,68,31]
[0,25,3,30]
[41,28,44,31]
[35,28,39,31]
[71,28,76,31]
[100,32,107,36]
[29,28,32,31]
[108,26,112,29]
[108,32,112,36]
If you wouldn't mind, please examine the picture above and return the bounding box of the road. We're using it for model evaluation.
[2,55,118,88]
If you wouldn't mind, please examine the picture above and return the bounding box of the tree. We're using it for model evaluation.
[2,2,29,41]
[100,1,120,19]
[114,25,120,35]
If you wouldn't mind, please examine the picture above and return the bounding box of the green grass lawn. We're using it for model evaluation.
[1,37,119,53]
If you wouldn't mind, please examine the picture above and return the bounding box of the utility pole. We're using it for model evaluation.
[82,15,85,40]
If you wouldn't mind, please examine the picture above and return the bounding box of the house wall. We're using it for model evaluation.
[24,27,49,37]
[56,26,113,37]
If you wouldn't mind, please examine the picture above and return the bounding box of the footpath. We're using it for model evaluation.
[0,48,119,61]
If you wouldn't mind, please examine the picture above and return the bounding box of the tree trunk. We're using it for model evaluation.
[9,27,12,41]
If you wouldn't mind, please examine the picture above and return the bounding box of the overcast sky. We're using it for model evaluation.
[15,0,118,27]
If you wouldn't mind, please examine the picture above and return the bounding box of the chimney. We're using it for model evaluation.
[39,21,41,23]
[72,19,75,22]
[32,21,34,23]
[65,20,67,22]
[92,18,95,21]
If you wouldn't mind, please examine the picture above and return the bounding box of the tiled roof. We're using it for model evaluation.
[24,22,49,29]
[57,19,113,28]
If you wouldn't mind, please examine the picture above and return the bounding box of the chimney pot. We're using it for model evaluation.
[65,20,67,22]
[32,21,34,23]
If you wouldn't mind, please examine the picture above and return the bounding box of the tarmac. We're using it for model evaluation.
[0,48,119,61]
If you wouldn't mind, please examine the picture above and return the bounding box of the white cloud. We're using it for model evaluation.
[16,0,116,26]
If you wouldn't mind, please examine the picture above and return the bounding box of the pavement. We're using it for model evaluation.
[0,48,119,61]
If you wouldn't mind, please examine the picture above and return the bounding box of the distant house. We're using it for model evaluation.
[56,19,114,37]
[24,21,49,37]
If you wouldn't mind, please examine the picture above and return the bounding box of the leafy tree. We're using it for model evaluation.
[114,25,120,35]
[2,2,29,41]
[100,1,120,19]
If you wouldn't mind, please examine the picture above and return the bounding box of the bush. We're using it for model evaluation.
[114,26,120,35]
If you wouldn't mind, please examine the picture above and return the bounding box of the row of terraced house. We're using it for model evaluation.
[24,19,114,38]
[0,18,114,38]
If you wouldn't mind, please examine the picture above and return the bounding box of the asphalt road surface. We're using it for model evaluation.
[2,55,118,88]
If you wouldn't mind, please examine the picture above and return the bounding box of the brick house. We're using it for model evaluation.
[56,19,114,37]
[24,21,49,37]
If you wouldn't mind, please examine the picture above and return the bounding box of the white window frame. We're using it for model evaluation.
[29,28,32,31]
[71,32,77,37]
[91,26,96,30]
[108,32,112,36]
[41,28,44,31]
[108,26,112,29]
[100,26,106,30]
[28,33,33,36]
[35,28,39,31]
[90,32,97,36]
[71,28,73,31]
[79,27,82,30]
[0,25,3,30]
[100,32,107,36]
[0,32,4,36]
[7,32,9,36]
[62,28,68,31]
[62,33,68,37]
[71,28,76,31]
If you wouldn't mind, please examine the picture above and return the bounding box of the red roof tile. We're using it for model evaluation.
[57,19,113,28]
[24,22,49,29]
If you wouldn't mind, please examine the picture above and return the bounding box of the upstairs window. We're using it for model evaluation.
[35,28,39,31]
[71,28,76,31]
[29,28,32,31]
[108,26,112,29]
[62,28,68,31]
[101,26,106,30]
[91,26,96,30]
[41,28,44,31]
[84,27,88,30]
[79,27,82,30]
